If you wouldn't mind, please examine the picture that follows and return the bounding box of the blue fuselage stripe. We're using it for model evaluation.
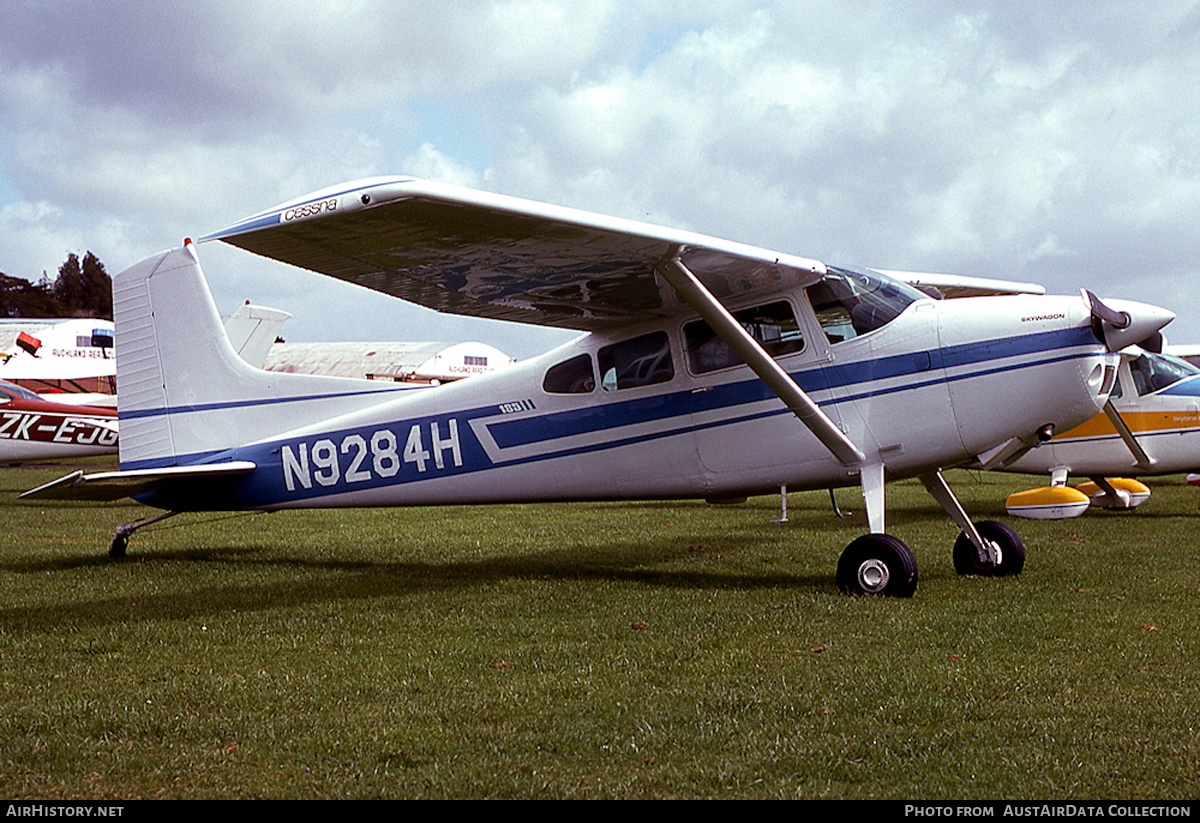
[488,325,1094,449]
[130,325,1099,490]
[118,386,409,422]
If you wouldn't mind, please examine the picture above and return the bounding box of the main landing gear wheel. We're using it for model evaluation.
[953,520,1025,577]
[837,533,919,598]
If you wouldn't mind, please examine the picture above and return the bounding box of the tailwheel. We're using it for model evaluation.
[106,512,178,559]
[108,533,128,559]
[837,533,918,597]
[953,520,1025,577]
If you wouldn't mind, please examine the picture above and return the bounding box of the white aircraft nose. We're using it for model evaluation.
[1082,290,1175,353]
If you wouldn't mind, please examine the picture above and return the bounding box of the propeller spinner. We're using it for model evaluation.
[1083,289,1174,353]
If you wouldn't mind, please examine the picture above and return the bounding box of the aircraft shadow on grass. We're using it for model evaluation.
[0,533,839,634]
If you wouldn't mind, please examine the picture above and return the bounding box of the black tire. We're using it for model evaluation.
[108,534,128,559]
[837,533,918,597]
[953,520,1025,577]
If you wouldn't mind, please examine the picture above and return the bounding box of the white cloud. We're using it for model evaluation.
[2,1,1200,346]
[402,144,483,189]
[1,201,84,281]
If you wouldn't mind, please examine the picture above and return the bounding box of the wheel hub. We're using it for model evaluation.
[857,558,891,593]
[981,539,1002,569]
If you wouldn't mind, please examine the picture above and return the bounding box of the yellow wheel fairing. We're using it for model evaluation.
[1005,486,1091,519]
[1076,477,1151,509]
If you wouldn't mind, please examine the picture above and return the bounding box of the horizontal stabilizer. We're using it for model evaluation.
[19,461,256,502]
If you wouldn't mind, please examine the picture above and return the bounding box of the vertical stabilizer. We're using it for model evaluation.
[114,242,401,470]
[224,303,292,369]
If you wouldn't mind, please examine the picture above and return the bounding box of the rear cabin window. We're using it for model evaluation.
[598,331,674,391]
[684,301,804,374]
[543,353,596,394]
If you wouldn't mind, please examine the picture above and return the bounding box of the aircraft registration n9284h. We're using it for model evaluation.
[20,177,1175,597]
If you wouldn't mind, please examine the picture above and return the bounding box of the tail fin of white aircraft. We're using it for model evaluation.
[224,302,292,369]
[114,242,401,470]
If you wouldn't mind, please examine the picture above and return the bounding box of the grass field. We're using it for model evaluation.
[2,461,1198,799]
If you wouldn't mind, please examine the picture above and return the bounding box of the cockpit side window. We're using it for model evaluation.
[1129,352,1200,397]
[684,300,804,374]
[805,266,924,345]
[598,331,674,391]
[543,353,596,394]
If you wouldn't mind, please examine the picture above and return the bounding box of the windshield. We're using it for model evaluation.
[805,266,926,345]
[0,381,43,402]
[1129,351,1200,396]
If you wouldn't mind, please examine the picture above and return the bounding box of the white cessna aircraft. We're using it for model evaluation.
[21,177,1174,596]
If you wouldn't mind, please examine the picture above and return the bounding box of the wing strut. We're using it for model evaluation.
[1102,399,1157,469]
[920,470,998,566]
[656,252,867,468]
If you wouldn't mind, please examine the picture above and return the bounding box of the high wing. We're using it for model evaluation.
[198,177,827,332]
[876,270,1046,300]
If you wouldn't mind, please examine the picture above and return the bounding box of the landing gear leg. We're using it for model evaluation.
[859,461,886,534]
[920,470,1025,577]
[108,511,178,558]
[774,485,789,524]
[952,520,1025,577]
[836,462,918,597]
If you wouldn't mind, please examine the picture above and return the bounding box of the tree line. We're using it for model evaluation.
[0,252,113,320]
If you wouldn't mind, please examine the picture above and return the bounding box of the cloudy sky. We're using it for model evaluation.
[3,1,1200,358]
